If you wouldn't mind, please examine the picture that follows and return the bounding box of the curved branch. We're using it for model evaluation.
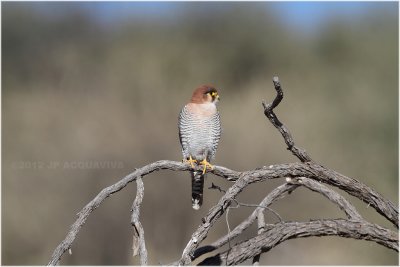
[222,163,397,228]
[288,177,363,221]
[199,219,399,265]
[173,161,398,265]
[176,171,255,265]
[192,176,374,264]
[48,160,398,265]
[193,175,366,262]
[47,161,239,265]
[193,183,298,260]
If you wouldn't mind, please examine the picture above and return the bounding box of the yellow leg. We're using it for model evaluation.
[199,159,214,174]
[183,156,197,168]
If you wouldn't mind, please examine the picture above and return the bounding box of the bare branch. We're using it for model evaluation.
[262,76,312,162]
[199,219,399,265]
[48,160,398,265]
[261,77,397,226]
[176,173,252,265]
[252,210,265,265]
[131,176,147,265]
[220,162,397,228]
[177,161,394,265]
[288,177,363,221]
[192,183,298,260]
[192,175,373,263]
[47,161,238,266]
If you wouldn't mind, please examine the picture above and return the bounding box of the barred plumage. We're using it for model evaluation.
[178,105,221,162]
[178,85,221,210]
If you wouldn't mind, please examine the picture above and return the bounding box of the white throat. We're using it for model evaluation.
[200,102,217,111]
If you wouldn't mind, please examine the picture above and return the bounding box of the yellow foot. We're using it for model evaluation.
[199,159,214,174]
[183,156,197,168]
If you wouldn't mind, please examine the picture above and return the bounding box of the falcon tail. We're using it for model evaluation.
[191,171,205,210]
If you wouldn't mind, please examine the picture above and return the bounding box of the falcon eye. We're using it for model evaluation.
[205,90,219,100]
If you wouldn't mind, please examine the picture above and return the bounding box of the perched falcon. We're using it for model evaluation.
[178,85,221,210]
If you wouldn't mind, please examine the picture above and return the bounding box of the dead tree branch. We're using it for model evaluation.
[192,175,366,261]
[192,183,298,259]
[131,176,147,265]
[252,210,265,265]
[262,76,312,162]
[48,160,398,266]
[47,161,238,266]
[287,177,363,221]
[48,77,398,266]
[172,163,398,265]
[261,77,397,227]
[198,219,398,265]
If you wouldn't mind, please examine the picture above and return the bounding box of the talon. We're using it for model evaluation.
[199,159,214,174]
[183,156,197,168]
[202,164,207,174]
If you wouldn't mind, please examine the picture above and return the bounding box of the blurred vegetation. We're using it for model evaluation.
[2,2,398,265]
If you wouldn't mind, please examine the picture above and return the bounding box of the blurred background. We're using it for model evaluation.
[2,2,398,265]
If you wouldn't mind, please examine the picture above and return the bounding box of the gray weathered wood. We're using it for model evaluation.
[199,219,398,265]
[131,176,147,265]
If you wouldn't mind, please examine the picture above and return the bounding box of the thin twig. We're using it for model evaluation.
[209,182,226,193]
[233,200,283,223]
[131,176,147,265]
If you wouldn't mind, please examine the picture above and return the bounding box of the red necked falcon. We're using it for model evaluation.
[178,85,221,210]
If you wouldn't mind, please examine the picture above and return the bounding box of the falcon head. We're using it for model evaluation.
[190,85,220,104]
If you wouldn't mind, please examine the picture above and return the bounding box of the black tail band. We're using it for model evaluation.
[191,171,205,210]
